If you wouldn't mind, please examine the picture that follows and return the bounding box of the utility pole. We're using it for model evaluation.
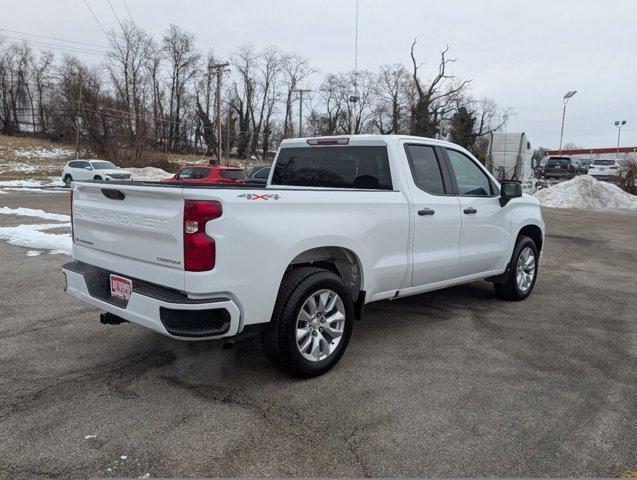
[615,120,627,160]
[226,107,231,163]
[74,73,83,160]
[212,62,230,164]
[292,88,311,137]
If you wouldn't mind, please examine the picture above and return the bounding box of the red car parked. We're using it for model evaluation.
[161,165,245,184]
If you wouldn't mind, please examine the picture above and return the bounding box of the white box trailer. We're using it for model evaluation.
[486,132,536,193]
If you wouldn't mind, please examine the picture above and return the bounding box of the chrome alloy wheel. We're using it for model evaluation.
[516,246,536,293]
[295,289,346,362]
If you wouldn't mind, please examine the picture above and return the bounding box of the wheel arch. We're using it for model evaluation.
[285,246,365,301]
[517,223,543,252]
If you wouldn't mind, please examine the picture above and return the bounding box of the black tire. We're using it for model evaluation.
[93,175,102,180]
[63,175,73,187]
[493,235,539,301]
[261,267,354,377]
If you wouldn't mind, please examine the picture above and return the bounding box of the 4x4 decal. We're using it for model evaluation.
[238,193,280,200]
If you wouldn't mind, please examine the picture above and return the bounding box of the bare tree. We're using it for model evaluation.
[162,24,199,151]
[107,22,153,158]
[250,46,281,155]
[281,53,315,138]
[409,41,471,137]
[231,44,258,157]
[372,63,411,134]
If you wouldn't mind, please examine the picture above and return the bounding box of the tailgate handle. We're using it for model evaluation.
[101,189,126,200]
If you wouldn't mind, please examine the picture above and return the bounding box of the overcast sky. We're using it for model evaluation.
[4,0,636,148]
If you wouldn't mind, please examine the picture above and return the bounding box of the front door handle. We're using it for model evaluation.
[463,207,477,214]
[418,208,435,216]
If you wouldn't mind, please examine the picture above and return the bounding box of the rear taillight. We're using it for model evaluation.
[183,200,222,272]
[70,189,74,244]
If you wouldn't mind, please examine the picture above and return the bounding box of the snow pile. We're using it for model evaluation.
[0,223,71,255]
[0,206,72,255]
[128,167,173,181]
[535,175,637,211]
[13,147,73,159]
[0,206,70,222]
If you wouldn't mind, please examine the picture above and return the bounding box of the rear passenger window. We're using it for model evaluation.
[404,144,445,195]
[272,146,392,190]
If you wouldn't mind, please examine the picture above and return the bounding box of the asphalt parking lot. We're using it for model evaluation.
[0,191,635,479]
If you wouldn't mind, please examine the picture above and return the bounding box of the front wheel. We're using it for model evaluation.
[261,267,354,377]
[493,236,539,301]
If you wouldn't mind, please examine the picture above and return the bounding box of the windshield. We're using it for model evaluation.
[91,161,118,170]
[219,169,245,180]
[593,159,614,166]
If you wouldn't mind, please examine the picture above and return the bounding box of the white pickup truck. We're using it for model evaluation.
[63,135,545,376]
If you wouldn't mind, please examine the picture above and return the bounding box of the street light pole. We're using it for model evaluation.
[558,90,577,155]
[615,120,627,160]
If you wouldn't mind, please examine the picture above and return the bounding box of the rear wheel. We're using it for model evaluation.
[93,175,102,180]
[493,235,538,301]
[261,267,354,377]
[63,174,73,187]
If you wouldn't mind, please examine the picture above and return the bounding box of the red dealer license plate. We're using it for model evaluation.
[110,274,132,301]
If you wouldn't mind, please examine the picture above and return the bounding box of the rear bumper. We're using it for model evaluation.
[62,261,241,340]
[588,173,619,181]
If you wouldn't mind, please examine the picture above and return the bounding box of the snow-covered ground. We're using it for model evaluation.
[535,175,637,211]
[0,206,71,256]
[13,147,74,159]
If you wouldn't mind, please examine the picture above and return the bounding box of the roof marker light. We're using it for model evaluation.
[306,137,350,146]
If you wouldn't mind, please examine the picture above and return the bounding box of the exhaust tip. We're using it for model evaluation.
[222,341,235,350]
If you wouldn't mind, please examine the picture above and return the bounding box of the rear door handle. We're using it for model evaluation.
[418,208,435,216]
[463,207,477,214]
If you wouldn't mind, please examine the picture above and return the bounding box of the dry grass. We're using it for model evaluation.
[0,134,259,180]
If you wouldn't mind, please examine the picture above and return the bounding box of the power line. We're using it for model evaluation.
[1,35,106,57]
[121,0,135,23]
[105,0,125,31]
[81,0,114,47]
[0,28,108,50]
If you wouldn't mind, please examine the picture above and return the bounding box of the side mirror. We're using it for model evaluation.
[499,180,522,207]
[85,165,92,170]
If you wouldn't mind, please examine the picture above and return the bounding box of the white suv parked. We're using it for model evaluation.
[587,159,621,181]
[61,160,131,187]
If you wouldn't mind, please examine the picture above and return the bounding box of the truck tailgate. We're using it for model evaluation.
[72,182,186,289]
